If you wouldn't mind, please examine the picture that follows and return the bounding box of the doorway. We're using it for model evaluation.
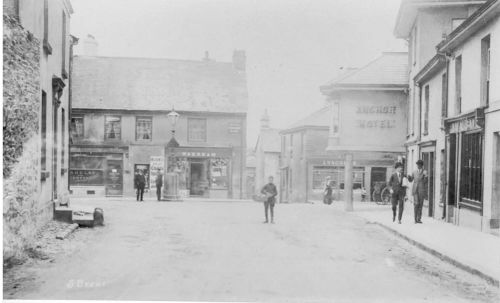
[421,151,435,217]
[492,132,500,229]
[190,161,208,196]
[106,160,123,196]
[447,134,457,222]
[370,167,387,202]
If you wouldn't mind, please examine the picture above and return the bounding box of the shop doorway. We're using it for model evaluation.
[492,133,500,229]
[370,167,387,202]
[106,160,123,196]
[190,161,208,196]
[421,151,435,217]
[447,134,457,222]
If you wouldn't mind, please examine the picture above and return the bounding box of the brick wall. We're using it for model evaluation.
[3,14,47,263]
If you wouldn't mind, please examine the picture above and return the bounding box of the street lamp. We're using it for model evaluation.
[164,108,181,201]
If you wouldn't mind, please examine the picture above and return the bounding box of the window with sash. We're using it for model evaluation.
[188,118,207,142]
[136,116,152,141]
[105,115,121,140]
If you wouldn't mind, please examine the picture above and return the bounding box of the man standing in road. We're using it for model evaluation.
[135,170,146,202]
[155,169,163,201]
[261,176,278,224]
[389,162,406,224]
[408,160,428,224]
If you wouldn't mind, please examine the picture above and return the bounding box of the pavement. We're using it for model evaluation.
[311,199,500,287]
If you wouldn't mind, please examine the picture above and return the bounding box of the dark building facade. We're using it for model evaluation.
[70,52,248,199]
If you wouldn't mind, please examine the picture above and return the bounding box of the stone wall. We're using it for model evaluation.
[3,14,46,263]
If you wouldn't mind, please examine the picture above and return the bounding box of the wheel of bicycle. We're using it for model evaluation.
[373,191,383,204]
[381,187,392,205]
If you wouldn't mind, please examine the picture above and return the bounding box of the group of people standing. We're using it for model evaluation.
[389,160,428,224]
[134,169,164,202]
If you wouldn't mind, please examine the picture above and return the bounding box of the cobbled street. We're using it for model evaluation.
[4,199,499,302]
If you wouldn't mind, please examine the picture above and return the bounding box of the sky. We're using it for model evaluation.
[70,0,407,146]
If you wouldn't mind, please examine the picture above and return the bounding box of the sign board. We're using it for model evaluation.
[70,170,104,185]
[149,156,165,190]
[228,122,241,134]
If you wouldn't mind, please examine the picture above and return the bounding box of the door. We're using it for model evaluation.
[106,160,123,196]
[447,134,457,221]
[52,105,58,200]
[370,167,387,202]
[190,161,208,196]
[422,151,435,217]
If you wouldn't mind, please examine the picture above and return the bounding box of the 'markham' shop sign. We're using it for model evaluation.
[170,147,233,158]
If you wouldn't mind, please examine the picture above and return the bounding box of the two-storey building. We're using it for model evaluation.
[70,51,248,199]
[279,106,333,203]
[437,0,500,232]
[394,0,485,219]
[320,52,409,201]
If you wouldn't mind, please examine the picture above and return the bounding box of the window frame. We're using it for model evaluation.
[187,117,207,142]
[104,115,122,141]
[71,115,84,139]
[135,116,153,141]
[455,55,462,115]
[424,84,430,135]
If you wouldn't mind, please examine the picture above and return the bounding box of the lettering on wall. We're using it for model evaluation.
[355,105,397,129]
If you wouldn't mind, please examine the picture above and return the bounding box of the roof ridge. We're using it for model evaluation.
[74,55,233,65]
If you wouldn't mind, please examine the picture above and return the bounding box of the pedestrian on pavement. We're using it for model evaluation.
[155,169,163,201]
[135,170,146,201]
[389,162,406,224]
[261,176,278,224]
[323,176,333,205]
[407,159,428,224]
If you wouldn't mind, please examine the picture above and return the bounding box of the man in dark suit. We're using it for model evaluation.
[261,176,278,224]
[155,169,163,201]
[389,162,406,224]
[408,159,428,224]
[134,170,146,202]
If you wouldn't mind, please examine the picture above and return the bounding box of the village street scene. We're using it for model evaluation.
[3,0,500,302]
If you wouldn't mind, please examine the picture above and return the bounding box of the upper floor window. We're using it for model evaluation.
[424,85,430,135]
[188,118,206,142]
[105,115,121,140]
[455,55,462,115]
[61,11,67,78]
[136,116,152,141]
[441,73,448,118]
[481,35,491,106]
[71,115,84,138]
[331,102,340,137]
[42,0,52,54]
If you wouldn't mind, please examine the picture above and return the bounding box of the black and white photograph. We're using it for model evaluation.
[2,0,500,302]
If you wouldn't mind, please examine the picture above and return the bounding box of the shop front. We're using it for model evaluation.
[166,147,233,199]
[444,109,485,230]
[69,147,126,197]
[306,152,401,202]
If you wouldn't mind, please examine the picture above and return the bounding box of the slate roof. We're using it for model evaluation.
[282,106,331,133]
[320,52,408,93]
[71,56,248,113]
[255,128,281,153]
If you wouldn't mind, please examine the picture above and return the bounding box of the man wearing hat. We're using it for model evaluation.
[408,160,428,224]
[389,162,406,223]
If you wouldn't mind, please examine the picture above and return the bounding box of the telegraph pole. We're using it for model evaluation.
[344,153,354,211]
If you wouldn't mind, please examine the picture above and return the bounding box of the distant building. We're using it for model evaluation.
[70,50,248,199]
[254,111,281,195]
[245,149,257,199]
[280,106,331,203]
[320,52,409,201]
[3,0,73,260]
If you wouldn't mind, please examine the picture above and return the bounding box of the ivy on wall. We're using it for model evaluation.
[3,14,40,179]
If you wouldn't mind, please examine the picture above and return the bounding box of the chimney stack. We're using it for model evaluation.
[232,49,246,72]
[83,34,98,56]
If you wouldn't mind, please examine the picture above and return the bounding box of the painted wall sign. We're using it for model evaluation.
[356,119,396,129]
[70,170,104,185]
[228,122,241,134]
[356,106,397,115]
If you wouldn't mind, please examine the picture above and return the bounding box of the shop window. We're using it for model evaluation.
[188,118,207,142]
[105,115,121,140]
[71,115,84,138]
[460,132,483,206]
[210,158,228,189]
[136,116,152,141]
[312,166,364,190]
[481,35,490,106]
